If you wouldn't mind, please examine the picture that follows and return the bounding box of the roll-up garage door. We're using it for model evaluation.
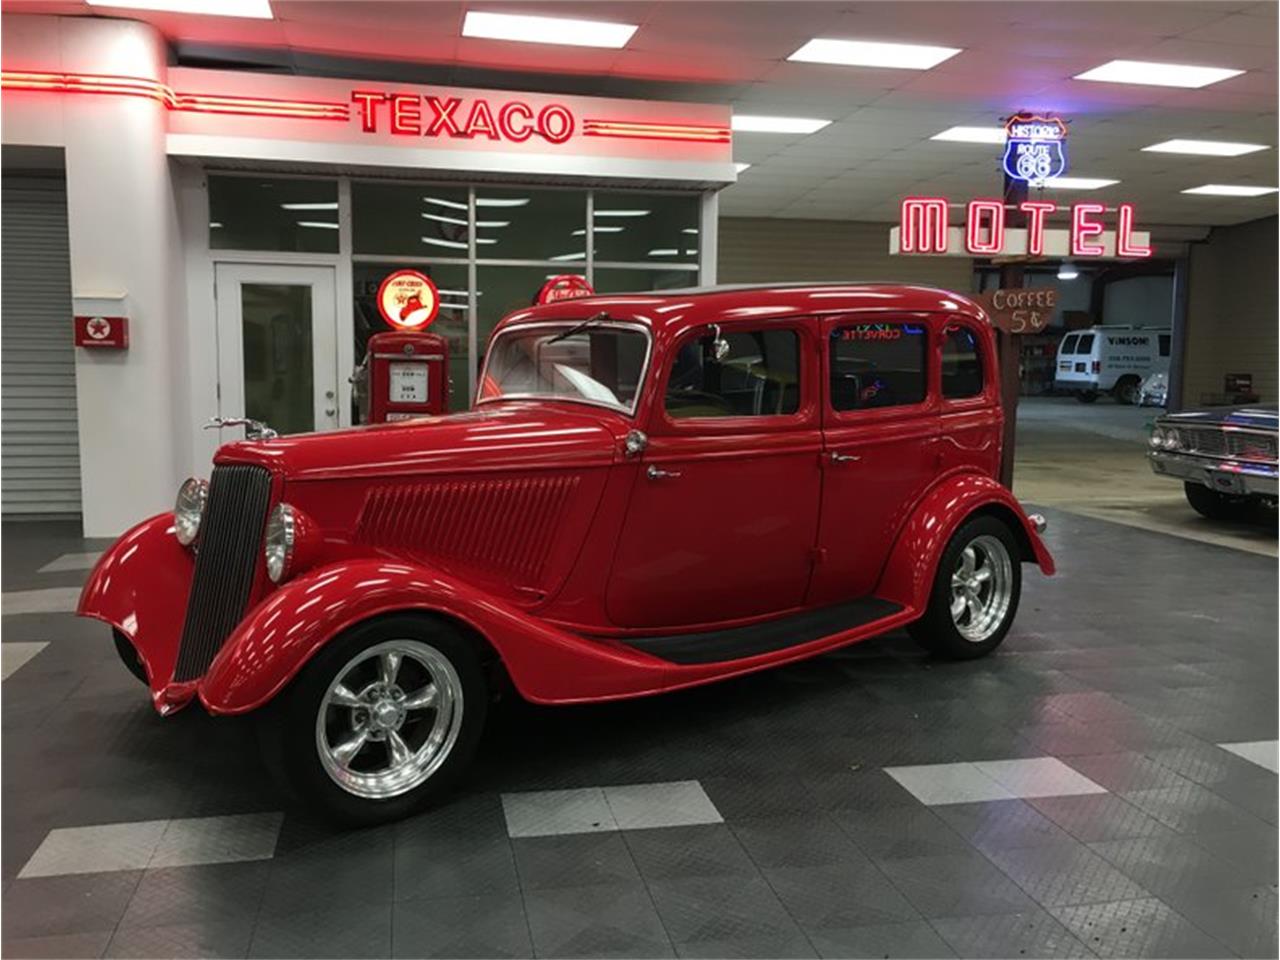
[1,176,81,517]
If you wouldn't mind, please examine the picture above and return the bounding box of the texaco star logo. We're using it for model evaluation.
[86,316,112,340]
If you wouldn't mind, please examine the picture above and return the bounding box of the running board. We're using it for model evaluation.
[612,597,904,666]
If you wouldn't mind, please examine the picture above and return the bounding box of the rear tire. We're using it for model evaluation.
[909,515,1022,660]
[259,614,487,826]
[1075,391,1098,404]
[1113,377,1140,405]
[1184,482,1254,523]
[113,630,148,684]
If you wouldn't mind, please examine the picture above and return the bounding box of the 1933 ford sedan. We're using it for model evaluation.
[80,283,1054,823]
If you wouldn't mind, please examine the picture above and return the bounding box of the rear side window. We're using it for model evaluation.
[830,323,926,411]
[1061,334,1079,355]
[942,326,984,399]
[1076,333,1095,354]
[665,329,800,418]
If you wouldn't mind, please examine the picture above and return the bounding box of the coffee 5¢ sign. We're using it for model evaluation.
[377,270,440,331]
[978,287,1057,334]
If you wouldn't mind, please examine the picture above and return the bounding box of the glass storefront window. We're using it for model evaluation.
[353,182,470,257]
[353,262,471,413]
[473,187,586,262]
[209,176,339,252]
[592,267,699,294]
[592,192,699,265]
[475,266,588,357]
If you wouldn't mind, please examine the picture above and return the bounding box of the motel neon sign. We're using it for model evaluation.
[896,197,1153,259]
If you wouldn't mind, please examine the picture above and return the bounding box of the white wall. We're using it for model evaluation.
[1103,275,1173,327]
[3,14,186,535]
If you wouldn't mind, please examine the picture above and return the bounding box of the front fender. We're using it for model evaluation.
[77,512,194,705]
[198,558,672,714]
[875,473,1054,611]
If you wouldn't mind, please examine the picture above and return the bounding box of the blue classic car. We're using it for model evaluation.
[1149,405,1279,521]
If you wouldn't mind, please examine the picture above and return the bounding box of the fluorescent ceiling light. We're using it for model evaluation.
[649,248,679,256]
[572,227,624,235]
[594,209,650,218]
[296,221,338,230]
[476,197,530,207]
[421,237,466,249]
[85,0,272,17]
[734,162,752,173]
[550,252,587,261]
[424,196,467,211]
[931,126,1005,144]
[788,38,961,70]
[1057,262,1079,280]
[462,10,637,48]
[682,228,699,235]
[732,115,830,134]
[280,202,338,211]
[1181,184,1279,197]
[209,222,223,228]
[1036,177,1120,190]
[1143,139,1270,157]
[421,212,510,228]
[1074,59,1244,88]
[436,289,475,297]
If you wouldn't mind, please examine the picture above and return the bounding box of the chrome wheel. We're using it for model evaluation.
[315,639,464,800]
[949,534,1014,643]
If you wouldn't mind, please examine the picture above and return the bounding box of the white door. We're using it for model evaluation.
[214,264,339,435]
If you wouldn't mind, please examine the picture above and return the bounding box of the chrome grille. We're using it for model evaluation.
[173,464,272,682]
[1174,426,1277,462]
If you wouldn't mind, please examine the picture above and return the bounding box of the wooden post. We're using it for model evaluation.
[997,172,1029,488]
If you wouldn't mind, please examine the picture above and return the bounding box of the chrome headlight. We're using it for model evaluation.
[264,503,296,584]
[174,477,209,546]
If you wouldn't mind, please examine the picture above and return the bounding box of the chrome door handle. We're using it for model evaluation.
[829,451,861,463]
[646,465,682,480]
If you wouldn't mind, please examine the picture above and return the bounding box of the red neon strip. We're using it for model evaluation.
[2,70,349,121]
[583,117,731,143]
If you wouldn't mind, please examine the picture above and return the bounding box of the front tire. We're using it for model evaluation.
[909,515,1022,660]
[113,629,148,684]
[1113,376,1140,405]
[262,614,487,826]
[1075,390,1098,404]
[1184,481,1254,523]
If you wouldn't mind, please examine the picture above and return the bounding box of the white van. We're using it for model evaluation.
[1054,325,1171,404]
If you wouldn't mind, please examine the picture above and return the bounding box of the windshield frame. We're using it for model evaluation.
[475,318,653,417]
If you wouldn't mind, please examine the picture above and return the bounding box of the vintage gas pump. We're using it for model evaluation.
[361,330,449,423]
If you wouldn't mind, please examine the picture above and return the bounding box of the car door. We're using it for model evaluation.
[808,315,939,606]
[936,320,1000,477]
[606,321,822,629]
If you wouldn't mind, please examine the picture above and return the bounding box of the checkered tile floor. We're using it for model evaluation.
[2,510,1276,958]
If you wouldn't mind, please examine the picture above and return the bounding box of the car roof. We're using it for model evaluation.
[499,282,988,334]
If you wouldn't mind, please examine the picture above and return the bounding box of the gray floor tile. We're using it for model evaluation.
[1,642,49,681]
[877,852,1039,919]
[512,831,641,890]
[249,903,392,959]
[1157,883,1278,959]
[149,812,282,868]
[2,931,112,959]
[37,552,102,574]
[931,799,1075,852]
[524,880,674,958]
[883,764,1015,806]
[984,839,1152,907]
[1061,751,1198,793]
[1027,793,1178,844]
[624,823,758,881]
[392,894,531,959]
[105,921,251,959]
[18,820,169,878]
[931,909,1096,958]
[699,776,827,821]
[830,804,972,861]
[763,861,920,929]
[603,780,723,830]
[1088,833,1261,902]
[1122,782,1270,835]
[730,814,868,869]
[394,834,518,902]
[1218,739,1280,774]
[674,931,817,958]
[806,920,956,959]
[648,874,802,945]
[264,828,395,915]
[1187,824,1279,884]
[972,757,1107,799]
[502,787,618,838]
[117,861,270,930]
[801,770,920,812]
[1,587,82,616]
[1050,896,1233,958]
[1,871,143,939]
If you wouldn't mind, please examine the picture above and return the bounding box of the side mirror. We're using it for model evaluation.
[709,324,730,361]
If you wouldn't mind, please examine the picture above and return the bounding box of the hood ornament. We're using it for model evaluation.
[204,416,279,441]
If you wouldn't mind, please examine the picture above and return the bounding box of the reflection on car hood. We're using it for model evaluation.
[213,402,624,480]
[1161,405,1279,431]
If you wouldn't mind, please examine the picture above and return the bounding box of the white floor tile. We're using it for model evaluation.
[972,757,1108,799]
[18,814,283,879]
[1219,740,1280,774]
[2,587,82,616]
[38,551,103,574]
[2,641,49,681]
[502,787,618,838]
[603,780,723,830]
[885,763,1017,805]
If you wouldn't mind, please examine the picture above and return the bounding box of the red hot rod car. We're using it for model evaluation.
[80,283,1053,823]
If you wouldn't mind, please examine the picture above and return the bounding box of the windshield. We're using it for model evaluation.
[478,322,650,414]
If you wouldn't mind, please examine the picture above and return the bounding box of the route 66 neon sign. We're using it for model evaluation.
[1002,114,1068,184]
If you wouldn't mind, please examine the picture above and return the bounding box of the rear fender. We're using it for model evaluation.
[77,512,193,702]
[876,473,1054,610]
[199,558,671,714]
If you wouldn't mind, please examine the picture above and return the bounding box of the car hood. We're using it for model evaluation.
[1160,405,1278,431]
[213,402,626,481]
